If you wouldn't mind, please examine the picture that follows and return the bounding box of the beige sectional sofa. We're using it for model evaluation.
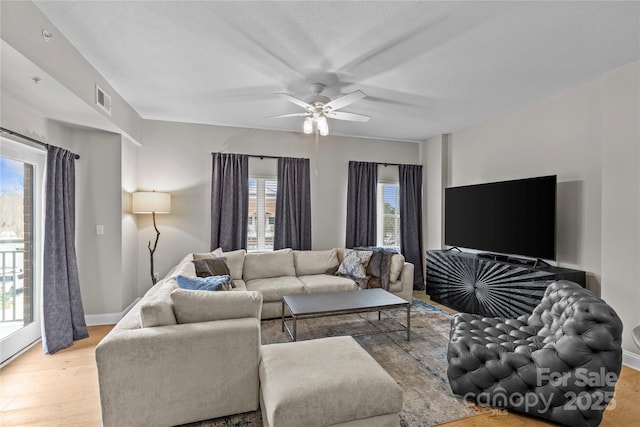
[96,287,263,426]
[95,248,413,426]
[218,248,414,318]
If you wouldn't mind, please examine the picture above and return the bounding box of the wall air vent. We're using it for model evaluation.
[95,84,112,115]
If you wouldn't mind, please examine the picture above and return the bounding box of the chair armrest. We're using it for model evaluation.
[96,318,260,427]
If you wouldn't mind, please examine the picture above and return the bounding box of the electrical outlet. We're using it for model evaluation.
[96,225,104,235]
[153,272,159,281]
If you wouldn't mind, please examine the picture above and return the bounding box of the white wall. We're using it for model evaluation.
[2,96,135,317]
[121,137,139,305]
[1,1,143,142]
[68,129,123,315]
[446,71,604,292]
[137,120,420,291]
[420,134,449,252]
[1,96,72,147]
[600,61,640,356]
[433,60,639,357]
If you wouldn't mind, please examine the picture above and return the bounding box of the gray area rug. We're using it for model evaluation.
[182,299,483,427]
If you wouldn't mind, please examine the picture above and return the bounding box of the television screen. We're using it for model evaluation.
[444,175,556,260]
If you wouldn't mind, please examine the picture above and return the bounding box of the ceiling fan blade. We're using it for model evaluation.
[327,111,371,122]
[278,93,313,110]
[264,112,310,119]
[324,90,366,111]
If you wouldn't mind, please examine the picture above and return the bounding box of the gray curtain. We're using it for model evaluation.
[42,146,88,354]
[399,164,425,290]
[345,161,377,248]
[211,153,248,251]
[274,157,311,250]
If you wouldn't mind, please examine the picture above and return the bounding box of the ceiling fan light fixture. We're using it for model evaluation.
[318,116,329,136]
[303,117,313,134]
[274,84,368,137]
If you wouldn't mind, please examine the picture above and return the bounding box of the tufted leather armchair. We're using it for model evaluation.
[447,280,623,427]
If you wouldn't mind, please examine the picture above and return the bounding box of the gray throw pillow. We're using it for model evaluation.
[193,257,231,278]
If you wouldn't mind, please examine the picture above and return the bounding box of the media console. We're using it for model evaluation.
[426,250,586,318]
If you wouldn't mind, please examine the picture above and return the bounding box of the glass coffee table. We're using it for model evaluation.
[281,288,411,342]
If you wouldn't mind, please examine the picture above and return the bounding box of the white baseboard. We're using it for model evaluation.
[623,349,640,371]
[0,337,41,368]
[85,297,141,326]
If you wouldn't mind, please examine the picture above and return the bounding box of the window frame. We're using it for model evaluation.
[247,176,277,252]
[376,181,401,250]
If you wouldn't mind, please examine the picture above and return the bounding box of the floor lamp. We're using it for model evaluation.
[132,191,171,285]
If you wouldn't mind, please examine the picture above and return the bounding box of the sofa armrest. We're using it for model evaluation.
[395,262,415,302]
[96,318,260,427]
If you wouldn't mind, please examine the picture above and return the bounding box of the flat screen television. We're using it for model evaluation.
[444,175,556,260]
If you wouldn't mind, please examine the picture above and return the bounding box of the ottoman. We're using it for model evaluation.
[259,336,403,427]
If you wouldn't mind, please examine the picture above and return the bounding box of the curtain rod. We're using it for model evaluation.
[247,154,280,160]
[362,161,421,167]
[0,127,80,159]
[244,155,418,166]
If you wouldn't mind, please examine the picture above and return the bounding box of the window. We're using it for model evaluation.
[377,183,401,250]
[248,178,277,251]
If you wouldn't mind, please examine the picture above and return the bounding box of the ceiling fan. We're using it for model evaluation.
[268,83,370,136]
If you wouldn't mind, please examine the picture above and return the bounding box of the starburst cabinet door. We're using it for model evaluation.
[425,250,586,317]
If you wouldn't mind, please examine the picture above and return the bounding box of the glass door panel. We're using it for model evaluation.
[1,137,44,364]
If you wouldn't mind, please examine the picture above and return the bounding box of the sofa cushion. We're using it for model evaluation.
[176,275,231,291]
[245,276,305,302]
[389,254,405,282]
[293,249,340,276]
[139,281,178,328]
[243,249,295,281]
[171,289,263,324]
[298,274,357,294]
[139,301,175,328]
[163,253,195,280]
[222,249,246,280]
[231,279,247,291]
[337,249,373,279]
[167,259,196,279]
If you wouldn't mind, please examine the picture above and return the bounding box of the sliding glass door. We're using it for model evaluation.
[0,136,45,364]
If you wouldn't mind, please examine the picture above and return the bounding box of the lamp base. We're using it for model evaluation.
[148,212,160,285]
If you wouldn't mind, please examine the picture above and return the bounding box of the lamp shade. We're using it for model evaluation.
[132,192,171,214]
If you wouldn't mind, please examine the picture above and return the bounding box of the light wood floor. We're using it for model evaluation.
[1,297,638,427]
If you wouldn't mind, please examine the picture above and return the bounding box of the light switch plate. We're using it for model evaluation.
[96,225,104,235]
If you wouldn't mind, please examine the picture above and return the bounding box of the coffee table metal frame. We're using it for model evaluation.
[281,289,410,342]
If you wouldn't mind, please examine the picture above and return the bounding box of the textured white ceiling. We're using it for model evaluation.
[33,1,640,142]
